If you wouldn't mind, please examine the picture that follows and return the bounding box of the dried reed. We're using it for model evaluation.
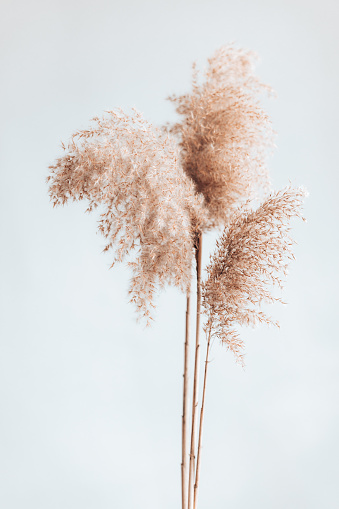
[192,186,307,508]
[167,44,276,509]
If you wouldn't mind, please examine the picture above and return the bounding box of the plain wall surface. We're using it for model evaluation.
[1,1,338,508]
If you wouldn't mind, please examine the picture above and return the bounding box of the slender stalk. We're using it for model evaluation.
[193,324,212,509]
[181,292,191,509]
[188,232,202,509]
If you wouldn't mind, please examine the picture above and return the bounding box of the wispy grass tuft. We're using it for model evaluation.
[47,108,208,320]
[202,186,307,365]
[167,44,275,227]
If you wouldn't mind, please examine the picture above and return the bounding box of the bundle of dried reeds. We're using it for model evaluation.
[47,44,306,509]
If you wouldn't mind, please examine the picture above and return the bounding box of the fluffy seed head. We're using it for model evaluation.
[168,44,275,226]
[47,109,207,321]
[202,186,307,365]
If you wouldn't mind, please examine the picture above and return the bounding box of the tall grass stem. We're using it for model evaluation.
[181,293,191,509]
[193,325,212,509]
[188,233,202,509]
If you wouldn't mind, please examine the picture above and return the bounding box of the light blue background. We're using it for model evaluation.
[1,0,338,508]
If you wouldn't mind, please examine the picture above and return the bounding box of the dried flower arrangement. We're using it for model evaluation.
[47,44,306,509]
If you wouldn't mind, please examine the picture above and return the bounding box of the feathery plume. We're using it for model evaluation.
[168,44,275,226]
[47,109,207,320]
[202,186,307,364]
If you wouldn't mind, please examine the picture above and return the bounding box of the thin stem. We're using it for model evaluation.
[193,324,212,509]
[181,292,191,509]
[188,232,202,509]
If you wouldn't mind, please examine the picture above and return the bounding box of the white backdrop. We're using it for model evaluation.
[1,0,338,508]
